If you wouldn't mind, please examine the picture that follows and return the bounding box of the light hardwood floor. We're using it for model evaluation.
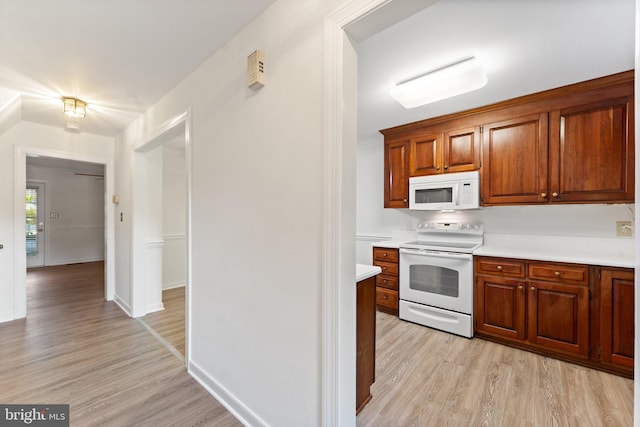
[357,312,634,427]
[141,287,186,359]
[0,262,241,427]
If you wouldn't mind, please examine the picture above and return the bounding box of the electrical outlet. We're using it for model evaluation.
[616,221,633,237]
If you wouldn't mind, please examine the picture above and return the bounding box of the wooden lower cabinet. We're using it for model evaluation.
[356,275,376,414]
[475,275,525,341]
[599,267,634,374]
[372,247,399,315]
[527,280,589,359]
[475,257,633,377]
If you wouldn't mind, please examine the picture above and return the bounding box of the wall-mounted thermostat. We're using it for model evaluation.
[247,50,265,90]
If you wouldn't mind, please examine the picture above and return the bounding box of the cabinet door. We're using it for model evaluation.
[444,126,481,173]
[384,140,409,208]
[600,269,634,368]
[549,96,634,203]
[482,114,549,205]
[409,134,442,176]
[475,275,525,340]
[527,280,589,358]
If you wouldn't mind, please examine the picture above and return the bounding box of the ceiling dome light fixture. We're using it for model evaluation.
[62,97,87,118]
[390,57,488,109]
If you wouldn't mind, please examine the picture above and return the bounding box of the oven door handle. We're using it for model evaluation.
[400,248,473,260]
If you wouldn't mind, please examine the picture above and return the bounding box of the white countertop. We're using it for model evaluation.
[369,240,404,249]
[356,264,382,282]
[370,234,635,268]
[475,234,635,268]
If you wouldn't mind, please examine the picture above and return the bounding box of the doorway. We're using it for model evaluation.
[139,134,188,361]
[131,111,192,366]
[13,146,115,319]
[25,182,45,268]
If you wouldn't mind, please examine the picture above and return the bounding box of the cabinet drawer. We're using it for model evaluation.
[528,262,589,284]
[373,247,399,263]
[373,261,399,276]
[376,275,398,290]
[376,288,398,309]
[476,257,525,277]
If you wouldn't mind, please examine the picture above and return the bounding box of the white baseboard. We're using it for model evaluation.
[113,294,132,317]
[163,281,186,290]
[189,360,268,427]
[146,303,164,314]
[0,310,15,323]
[46,257,105,266]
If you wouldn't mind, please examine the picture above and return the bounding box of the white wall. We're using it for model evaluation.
[114,0,345,425]
[0,121,114,322]
[26,165,105,266]
[162,145,186,289]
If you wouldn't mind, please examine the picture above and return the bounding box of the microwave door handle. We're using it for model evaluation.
[452,183,460,208]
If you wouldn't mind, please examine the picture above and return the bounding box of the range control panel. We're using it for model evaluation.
[416,220,483,233]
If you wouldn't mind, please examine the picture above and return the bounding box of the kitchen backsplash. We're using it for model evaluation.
[355,204,635,264]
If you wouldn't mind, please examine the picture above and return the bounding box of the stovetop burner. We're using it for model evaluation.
[400,220,484,253]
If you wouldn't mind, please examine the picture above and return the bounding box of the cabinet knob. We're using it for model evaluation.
[383,253,387,257]
[383,279,388,284]
[383,295,388,300]
[444,164,449,170]
[518,285,523,290]
[403,199,408,203]
[496,265,503,271]
[383,266,387,271]
[530,287,536,292]
[554,271,561,277]
[552,192,559,198]
[540,192,547,198]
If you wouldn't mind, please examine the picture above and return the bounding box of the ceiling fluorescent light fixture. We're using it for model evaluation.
[390,57,488,109]
[62,97,87,118]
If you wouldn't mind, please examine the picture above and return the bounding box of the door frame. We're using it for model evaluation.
[130,109,192,366]
[13,145,115,318]
[25,181,47,268]
[323,0,392,424]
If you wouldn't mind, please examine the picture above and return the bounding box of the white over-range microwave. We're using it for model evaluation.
[409,171,480,210]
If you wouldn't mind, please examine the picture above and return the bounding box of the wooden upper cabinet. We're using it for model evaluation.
[384,139,409,208]
[409,134,441,176]
[381,71,635,207]
[549,96,635,203]
[482,114,549,205]
[408,127,480,176]
[444,126,481,173]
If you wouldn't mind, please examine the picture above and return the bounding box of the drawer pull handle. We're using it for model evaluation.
[383,280,388,284]
[383,253,387,257]
[496,266,503,271]
[383,266,387,271]
[554,271,561,277]
[383,295,388,300]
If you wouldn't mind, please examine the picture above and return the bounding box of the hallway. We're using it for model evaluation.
[0,262,240,426]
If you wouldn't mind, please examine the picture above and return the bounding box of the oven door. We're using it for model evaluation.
[399,248,473,314]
